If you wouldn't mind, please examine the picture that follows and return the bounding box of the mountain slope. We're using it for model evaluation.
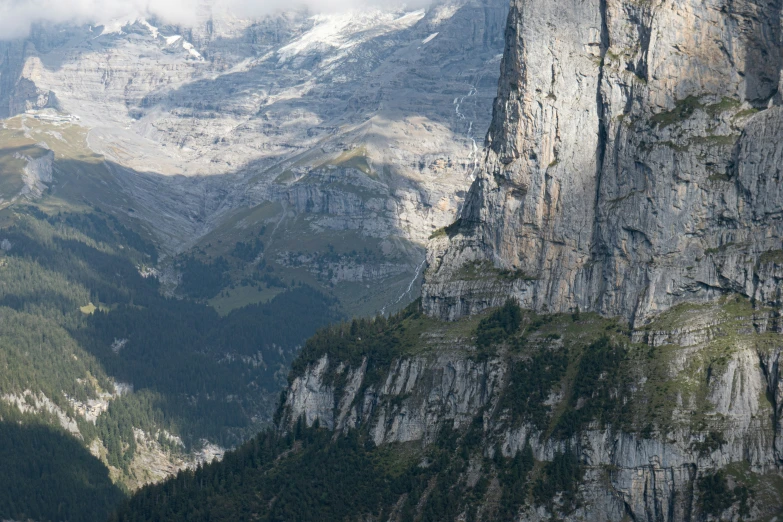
[117,298,783,520]
[0,200,340,511]
[115,1,783,521]
[0,0,509,316]
[0,2,513,517]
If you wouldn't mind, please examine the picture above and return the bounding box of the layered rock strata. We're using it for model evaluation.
[424,0,783,326]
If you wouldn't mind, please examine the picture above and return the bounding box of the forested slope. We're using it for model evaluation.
[0,203,340,520]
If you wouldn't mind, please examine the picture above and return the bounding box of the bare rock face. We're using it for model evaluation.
[0,1,508,255]
[423,0,783,327]
[279,301,783,521]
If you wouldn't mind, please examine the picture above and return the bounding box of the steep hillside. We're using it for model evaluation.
[0,200,340,520]
[116,1,783,521]
[0,2,515,518]
[118,298,783,520]
[0,0,509,316]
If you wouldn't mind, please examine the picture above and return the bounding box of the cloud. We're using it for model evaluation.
[0,0,430,40]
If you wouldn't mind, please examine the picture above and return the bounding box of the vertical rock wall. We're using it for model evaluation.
[424,0,783,327]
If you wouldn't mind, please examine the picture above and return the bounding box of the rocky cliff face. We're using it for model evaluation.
[276,2,783,520]
[423,0,783,327]
[281,298,783,520]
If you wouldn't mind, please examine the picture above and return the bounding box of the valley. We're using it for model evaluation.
[4,0,783,520]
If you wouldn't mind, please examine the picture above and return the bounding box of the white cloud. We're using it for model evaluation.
[0,0,430,40]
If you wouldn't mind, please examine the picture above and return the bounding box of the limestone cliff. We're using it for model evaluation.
[276,2,783,520]
[423,0,783,327]
[280,299,783,520]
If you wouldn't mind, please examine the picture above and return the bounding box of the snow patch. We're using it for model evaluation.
[165,35,183,45]
[277,9,426,64]
[98,19,128,36]
[182,41,203,60]
[138,19,159,39]
[422,32,439,44]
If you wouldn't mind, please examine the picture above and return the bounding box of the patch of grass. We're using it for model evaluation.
[80,302,97,315]
[498,267,538,281]
[329,146,373,177]
[660,140,690,152]
[704,242,746,256]
[732,108,760,121]
[208,284,283,316]
[707,172,730,182]
[651,96,703,129]
[429,227,447,239]
[456,260,537,283]
[705,97,741,118]
[690,134,739,147]
[759,249,783,265]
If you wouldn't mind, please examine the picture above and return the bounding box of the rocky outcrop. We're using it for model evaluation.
[280,300,783,520]
[279,5,783,517]
[423,0,783,327]
[18,148,53,198]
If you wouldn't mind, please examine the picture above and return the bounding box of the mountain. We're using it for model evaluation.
[0,0,508,316]
[0,2,516,518]
[423,0,783,325]
[117,0,783,521]
[0,204,340,499]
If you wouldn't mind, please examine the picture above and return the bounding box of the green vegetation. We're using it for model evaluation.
[553,337,627,438]
[698,470,751,517]
[329,146,374,177]
[116,418,536,521]
[114,294,783,519]
[652,96,748,129]
[759,249,783,265]
[177,255,231,299]
[475,299,522,351]
[429,226,447,239]
[230,236,265,262]
[114,424,432,521]
[732,108,760,121]
[532,447,584,514]
[497,443,535,518]
[0,202,343,516]
[690,134,739,147]
[78,284,340,451]
[651,96,704,129]
[500,349,569,429]
[291,300,432,388]
[705,97,742,117]
[0,421,124,522]
[691,431,727,458]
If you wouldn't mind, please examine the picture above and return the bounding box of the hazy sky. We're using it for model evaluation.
[0,0,429,40]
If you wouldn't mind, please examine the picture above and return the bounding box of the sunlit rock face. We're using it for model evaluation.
[424,0,783,326]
